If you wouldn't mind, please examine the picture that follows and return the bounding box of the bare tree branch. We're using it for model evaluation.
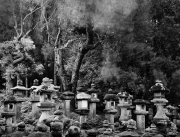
[12,8,19,36]
[54,27,61,46]
[23,0,48,23]
[89,41,103,50]
[60,38,86,50]
[22,20,41,38]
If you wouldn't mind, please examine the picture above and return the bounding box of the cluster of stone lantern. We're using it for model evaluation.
[75,84,100,124]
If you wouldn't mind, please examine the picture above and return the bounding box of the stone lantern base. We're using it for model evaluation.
[37,102,55,123]
[75,109,89,124]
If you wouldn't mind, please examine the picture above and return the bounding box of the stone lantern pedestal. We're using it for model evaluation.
[134,99,148,133]
[117,92,130,122]
[150,80,170,130]
[87,84,100,118]
[172,106,178,125]
[106,108,117,129]
[76,86,91,124]
[61,90,74,117]
[1,112,15,134]
[30,96,40,115]
[165,105,174,121]
[147,102,154,125]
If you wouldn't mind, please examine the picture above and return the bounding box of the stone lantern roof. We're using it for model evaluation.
[151,98,168,103]
[11,86,30,91]
[11,80,30,91]
[77,86,87,93]
[149,80,169,93]
[166,105,175,109]
[3,95,17,103]
[134,99,148,105]
[87,83,99,94]
[106,108,117,115]
[104,94,118,101]
[117,91,129,98]
[61,90,74,100]
[76,92,91,100]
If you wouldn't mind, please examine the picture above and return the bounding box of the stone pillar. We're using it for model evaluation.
[147,103,154,124]
[61,90,74,117]
[117,92,130,122]
[87,84,100,118]
[134,99,148,133]
[107,108,117,129]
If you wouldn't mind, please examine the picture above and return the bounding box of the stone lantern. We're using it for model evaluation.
[10,80,30,122]
[103,89,118,129]
[76,86,91,124]
[172,107,179,125]
[61,90,74,117]
[30,79,40,114]
[117,91,130,122]
[134,99,148,133]
[36,78,56,123]
[87,83,100,118]
[1,95,16,134]
[165,105,174,120]
[166,105,179,125]
[127,94,134,120]
[150,80,169,126]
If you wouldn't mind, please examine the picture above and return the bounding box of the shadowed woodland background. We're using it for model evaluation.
[0,0,180,105]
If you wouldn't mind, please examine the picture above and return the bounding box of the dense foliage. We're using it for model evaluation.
[1,0,180,104]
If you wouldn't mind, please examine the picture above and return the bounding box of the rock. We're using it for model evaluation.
[27,131,52,137]
[9,131,26,137]
[66,126,81,137]
[53,110,64,116]
[36,124,48,132]
[50,122,63,131]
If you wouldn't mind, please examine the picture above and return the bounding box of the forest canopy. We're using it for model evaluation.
[0,0,180,104]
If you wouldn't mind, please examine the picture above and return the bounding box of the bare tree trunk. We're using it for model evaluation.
[54,60,57,86]
[16,73,20,84]
[6,73,13,93]
[58,49,68,91]
[71,50,86,94]
[25,76,28,88]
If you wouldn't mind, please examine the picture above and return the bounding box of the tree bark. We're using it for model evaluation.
[58,49,68,91]
[71,49,86,94]
[6,73,13,93]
